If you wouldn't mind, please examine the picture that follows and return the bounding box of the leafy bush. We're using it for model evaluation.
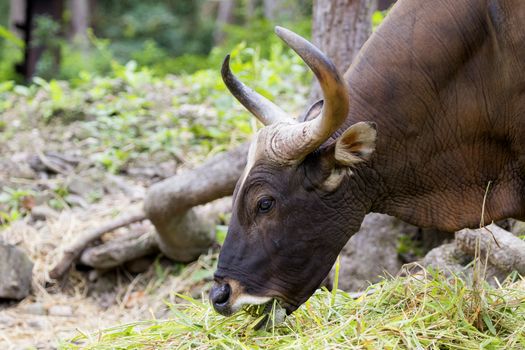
[0,187,34,227]
[92,0,214,64]
[1,42,310,174]
[0,25,23,82]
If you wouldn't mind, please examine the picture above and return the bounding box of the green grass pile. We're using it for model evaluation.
[63,270,524,349]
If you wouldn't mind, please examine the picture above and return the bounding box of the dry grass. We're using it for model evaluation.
[0,193,215,349]
[62,270,525,350]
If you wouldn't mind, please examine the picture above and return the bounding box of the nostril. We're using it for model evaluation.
[211,283,231,305]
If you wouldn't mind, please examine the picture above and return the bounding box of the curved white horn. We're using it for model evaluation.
[221,55,290,125]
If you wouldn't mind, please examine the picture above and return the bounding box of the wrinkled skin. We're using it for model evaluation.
[214,150,374,313]
[211,0,525,316]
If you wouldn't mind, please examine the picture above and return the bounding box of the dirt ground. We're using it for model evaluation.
[0,191,215,349]
[0,120,216,349]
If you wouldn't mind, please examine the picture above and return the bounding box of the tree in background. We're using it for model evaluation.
[214,0,236,44]
[310,0,377,100]
[1,0,314,80]
[378,0,396,10]
[70,0,92,45]
[7,0,63,80]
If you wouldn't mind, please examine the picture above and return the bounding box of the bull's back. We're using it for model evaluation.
[345,0,525,230]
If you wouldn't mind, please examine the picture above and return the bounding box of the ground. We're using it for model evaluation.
[0,123,221,348]
[0,51,310,349]
[0,71,246,349]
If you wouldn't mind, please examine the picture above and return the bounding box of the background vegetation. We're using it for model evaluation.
[0,1,523,349]
[1,0,312,81]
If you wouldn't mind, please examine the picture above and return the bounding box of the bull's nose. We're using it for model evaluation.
[210,283,232,315]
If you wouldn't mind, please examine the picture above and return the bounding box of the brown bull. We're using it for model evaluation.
[210,0,525,316]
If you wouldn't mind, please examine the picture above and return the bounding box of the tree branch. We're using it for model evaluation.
[49,211,146,279]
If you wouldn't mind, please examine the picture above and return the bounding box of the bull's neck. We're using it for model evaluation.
[327,0,525,231]
[336,165,384,236]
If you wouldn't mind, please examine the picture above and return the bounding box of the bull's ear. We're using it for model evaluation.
[335,122,377,166]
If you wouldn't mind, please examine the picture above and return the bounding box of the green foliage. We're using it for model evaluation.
[1,43,309,174]
[372,9,389,31]
[0,1,314,80]
[0,25,23,81]
[221,18,311,60]
[397,233,425,257]
[62,271,525,349]
[0,2,8,27]
[92,0,214,63]
[59,31,115,81]
[0,187,34,227]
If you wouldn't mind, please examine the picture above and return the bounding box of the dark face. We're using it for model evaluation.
[212,26,377,317]
[210,144,369,316]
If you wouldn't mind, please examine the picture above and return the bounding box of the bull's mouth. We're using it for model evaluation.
[243,299,290,330]
[210,276,300,327]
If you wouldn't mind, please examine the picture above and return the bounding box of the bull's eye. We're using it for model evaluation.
[257,197,275,214]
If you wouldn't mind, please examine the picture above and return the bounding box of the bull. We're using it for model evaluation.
[210,0,525,317]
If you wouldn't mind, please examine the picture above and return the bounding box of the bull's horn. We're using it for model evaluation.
[271,26,350,162]
[221,55,290,125]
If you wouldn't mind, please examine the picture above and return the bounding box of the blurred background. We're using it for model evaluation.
[1,0,318,82]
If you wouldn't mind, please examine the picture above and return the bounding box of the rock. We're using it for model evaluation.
[418,225,525,286]
[67,177,93,197]
[27,318,46,329]
[30,205,59,221]
[483,264,512,286]
[20,302,47,316]
[28,152,78,174]
[456,224,525,275]
[330,213,418,292]
[64,194,89,208]
[0,243,33,300]
[420,242,470,277]
[509,220,525,237]
[7,154,37,179]
[48,305,74,317]
[124,257,154,274]
[0,314,15,327]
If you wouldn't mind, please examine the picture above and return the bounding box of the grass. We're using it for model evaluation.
[62,269,524,349]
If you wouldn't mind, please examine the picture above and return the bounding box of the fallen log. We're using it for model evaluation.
[80,231,159,269]
[144,143,248,261]
[49,143,247,279]
[455,224,525,275]
[79,197,233,269]
[49,211,146,279]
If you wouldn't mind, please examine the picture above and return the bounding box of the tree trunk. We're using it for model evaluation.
[263,0,299,22]
[70,0,90,44]
[12,0,64,80]
[214,0,235,44]
[246,0,258,20]
[263,0,278,20]
[144,143,248,261]
[378,0,396,10]
[310,0,377,101]
[9,0,26,39]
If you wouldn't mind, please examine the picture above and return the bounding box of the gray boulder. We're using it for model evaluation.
[0,243,33,300]
[330,213,419,291]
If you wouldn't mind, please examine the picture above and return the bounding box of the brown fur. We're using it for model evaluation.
[212,0,525,315]
[344,0,525,231]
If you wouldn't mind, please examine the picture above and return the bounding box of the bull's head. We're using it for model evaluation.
[210,27,377,317]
